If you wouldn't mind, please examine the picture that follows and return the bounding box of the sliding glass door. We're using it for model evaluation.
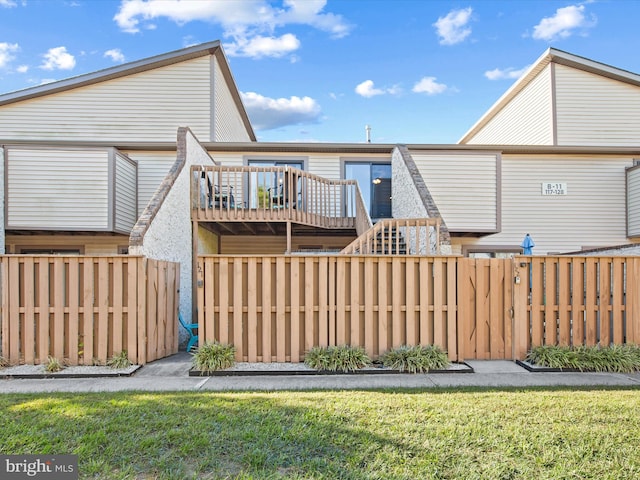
[345,162,392,220]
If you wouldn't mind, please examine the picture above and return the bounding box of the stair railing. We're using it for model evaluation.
[340,218,442,255]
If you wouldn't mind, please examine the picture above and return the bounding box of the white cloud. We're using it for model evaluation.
[355,80,401,98]
[355,80,384,98]
[16,64,28,73]
[532,4,596,41]
[241,91,322,130]
[0,0,17,7]
[113,0,351,59]
[225,33,300,58]
[412,77,448,95]
[40,46,76,70]
[433,7,473,45]
[104,48,125,63]
[0,42,19,68]
[484,65,530,80]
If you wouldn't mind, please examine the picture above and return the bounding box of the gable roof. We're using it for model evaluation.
[0,40,256,141]
[458,48,640,144]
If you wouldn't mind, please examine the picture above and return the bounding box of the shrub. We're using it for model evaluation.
[381,345,450,373]
[526,344,640,373]
[0,356,7,368]
[107,351,133,369]
[45,356,63,373]
[304,345,371,372]
[192,342,236,372]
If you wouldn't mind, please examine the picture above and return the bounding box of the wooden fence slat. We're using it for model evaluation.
[599,258,611,346]
[544,258,557,346]
[67,258,79,364]
[377,258,389,354]
[446,258,458,361]
[203,257,215,344]
[558,258,571,346]
[318,257,329,348]
[392,258,403,348]
[530,258,544,347]
[612,258,625,344]
[275,257,286,362]
[1,259,9,362]
[52,257,65,360]
[419,257,431,347]
[336,257,346,345]
[290,258,300,362]
[489,260,503,359]
[513,259,529,360]
[571,258,585,346]
[247,258,258,362]
[304,257,315,353]
[405,257,417,348]
[127,257,138,363]
[234,259,245,361]
[262,258,272,362]
[113,259,124,356]
[23,257,35,364]
[218,258,229,345]
[350,257,361,348]
[136,258,147,365]
[629,258,640,344]
[433,258,445,351]
[585,258,598,346]
[37,258,50,364]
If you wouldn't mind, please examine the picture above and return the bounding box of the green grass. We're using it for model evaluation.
[1,389,639,479]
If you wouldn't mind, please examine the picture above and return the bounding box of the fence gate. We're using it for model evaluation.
[457,258,514,360]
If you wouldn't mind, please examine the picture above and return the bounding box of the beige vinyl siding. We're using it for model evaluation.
[627,166,640,237]
[208,152,244,167]
[555,64,640,146]
[460,154,633,253]
[5,234,128,255]
[6,147,109,229]
[213,56,252,142]
[114,153,137,233]
[220,235,354,255]
[466,65,553,145]
[125,151,177,214]
[411,152,498,232]
[0,57,212,143]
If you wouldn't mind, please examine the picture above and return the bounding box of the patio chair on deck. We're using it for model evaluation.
[178,312,199,352]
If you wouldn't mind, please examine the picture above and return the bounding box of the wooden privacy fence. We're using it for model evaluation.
[197,255,640,363]
[1,256,180,365]
[513,256,640,358]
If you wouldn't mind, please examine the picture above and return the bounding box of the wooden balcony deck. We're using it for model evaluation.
[191,165,368,235]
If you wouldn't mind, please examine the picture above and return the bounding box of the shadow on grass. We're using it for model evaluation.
[1,389,639,479]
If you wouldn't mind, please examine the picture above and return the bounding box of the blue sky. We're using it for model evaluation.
[1,0,639,144]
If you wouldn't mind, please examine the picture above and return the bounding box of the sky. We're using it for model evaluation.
[1,0,640,144]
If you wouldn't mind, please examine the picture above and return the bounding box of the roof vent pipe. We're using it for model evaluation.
[365,124,371,143]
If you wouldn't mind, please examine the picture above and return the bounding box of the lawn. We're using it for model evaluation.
[1,388,639,479]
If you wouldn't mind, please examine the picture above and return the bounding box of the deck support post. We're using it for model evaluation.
[286,221,292,254]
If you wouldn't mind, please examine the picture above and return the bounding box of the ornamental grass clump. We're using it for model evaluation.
[381,345,450,373]
[0,356,7,368]
[526,344,640,372]
[107,351,133,369]
[192,342,236,372]
[45,356,63,373]
[304,345,371,372]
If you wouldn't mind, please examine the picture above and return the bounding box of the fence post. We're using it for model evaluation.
[628,257,640,344]
[512,258,529,360]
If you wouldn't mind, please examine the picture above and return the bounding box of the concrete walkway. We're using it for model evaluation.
[1,353,639,393]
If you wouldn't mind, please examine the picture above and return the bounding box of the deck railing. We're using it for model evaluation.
[341,218,442,255]
[192,165,367,230]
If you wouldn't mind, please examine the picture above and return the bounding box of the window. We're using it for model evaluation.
[247,159,304,209]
